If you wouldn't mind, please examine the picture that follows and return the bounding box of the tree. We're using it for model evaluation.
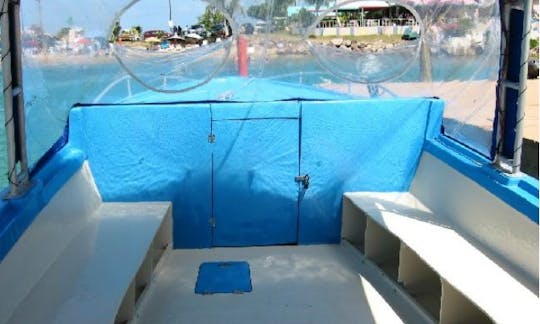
[56,27,71,40]
[247,3,270,20]
[198,5,225,30]
[247,0,294,20]
[131,25,142,35]
[129,25,142,38]
[110,21,121,42]
[214,0,242,17]
[414,2,462,82]
[290,8,316,30]
[274,0,295,17]
[305,0,330,15]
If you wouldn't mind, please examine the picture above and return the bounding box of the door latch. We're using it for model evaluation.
[295,174,310,189]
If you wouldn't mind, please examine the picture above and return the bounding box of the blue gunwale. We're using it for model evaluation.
[426,136,539,224]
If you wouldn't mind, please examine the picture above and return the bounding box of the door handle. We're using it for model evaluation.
[295,174,310,189]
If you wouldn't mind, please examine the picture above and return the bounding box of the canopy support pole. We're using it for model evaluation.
[511,0,533,174]
[1,0,30,198]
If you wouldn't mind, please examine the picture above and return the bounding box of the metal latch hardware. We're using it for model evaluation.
[208,134,216,143]
[295,174,310,189]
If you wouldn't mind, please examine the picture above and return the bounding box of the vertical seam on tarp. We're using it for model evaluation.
[210,104,215,247]
[296,101,303,245]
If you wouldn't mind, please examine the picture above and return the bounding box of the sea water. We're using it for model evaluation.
[0,54,496,190]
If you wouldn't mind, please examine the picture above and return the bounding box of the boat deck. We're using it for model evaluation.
[133,244,404,324]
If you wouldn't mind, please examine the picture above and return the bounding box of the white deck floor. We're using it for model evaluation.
[133,244,404,324]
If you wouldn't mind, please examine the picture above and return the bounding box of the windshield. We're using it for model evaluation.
[0,0,502,187]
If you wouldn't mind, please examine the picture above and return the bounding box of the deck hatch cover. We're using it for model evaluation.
[195,261,252,295]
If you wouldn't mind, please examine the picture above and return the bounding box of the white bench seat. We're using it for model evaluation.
[5,202,172,324]
[0,163,172,324]
[344,191,539,324]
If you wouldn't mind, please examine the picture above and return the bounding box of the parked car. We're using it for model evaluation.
[210,23,227,38]
[188,24,206,36]
[401,27,419,40]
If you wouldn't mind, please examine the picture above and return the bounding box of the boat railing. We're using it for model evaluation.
[92,74,193,103]
[93,75,134,103]
[94,72,400,103]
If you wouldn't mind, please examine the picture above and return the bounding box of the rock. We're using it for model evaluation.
[294,44,308,54]
[331,38,343,47]
[344,40,352,47]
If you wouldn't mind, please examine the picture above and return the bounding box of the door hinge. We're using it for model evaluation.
[210,217,216,228]
[208,134,216,143]
[295,174,310,189]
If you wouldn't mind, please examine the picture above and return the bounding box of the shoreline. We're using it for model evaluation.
[23,54,117,66]
[8,52,539,144]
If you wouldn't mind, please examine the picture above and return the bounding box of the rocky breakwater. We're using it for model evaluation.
[251,39,310,56]
[322,38,401,53]
[245,37,403,56]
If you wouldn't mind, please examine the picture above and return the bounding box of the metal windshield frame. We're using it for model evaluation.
[1,0,30,199]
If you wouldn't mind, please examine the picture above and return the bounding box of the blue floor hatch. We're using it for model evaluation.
[195,261,253,295]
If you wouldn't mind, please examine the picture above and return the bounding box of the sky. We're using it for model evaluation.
[21,0,209,35]
[120,0,207,31]
[22,0,486,36]
[21,0,305,35]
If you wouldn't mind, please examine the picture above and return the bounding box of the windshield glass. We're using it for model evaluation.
[3,0,501,175]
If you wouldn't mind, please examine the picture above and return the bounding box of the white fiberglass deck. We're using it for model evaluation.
[134,244,404,324]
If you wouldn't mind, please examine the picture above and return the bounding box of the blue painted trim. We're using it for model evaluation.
[425,136,539,223]
[0,146,86,262]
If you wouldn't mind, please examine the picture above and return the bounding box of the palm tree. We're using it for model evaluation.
[407,0,479,81]
[305,0,330,16]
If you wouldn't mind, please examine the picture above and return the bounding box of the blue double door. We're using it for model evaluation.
[211,103,300,247]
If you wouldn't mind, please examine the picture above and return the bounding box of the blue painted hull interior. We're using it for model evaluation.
[64,97,444,248]
[0,82,537,323]
[1,86,535,258]
[0,0,537,320]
